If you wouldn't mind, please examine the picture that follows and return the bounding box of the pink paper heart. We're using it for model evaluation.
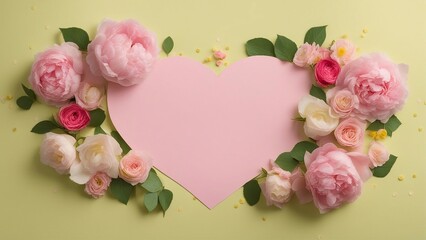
[108,56,311,208]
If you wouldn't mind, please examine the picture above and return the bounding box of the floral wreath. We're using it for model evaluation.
[16,20,408,215]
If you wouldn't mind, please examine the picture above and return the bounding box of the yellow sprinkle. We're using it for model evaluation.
[30,5,36,11]
[360,34,365,38]
[413,113,418,118]
[408,191,414,196]
[195,48,200,53]
[261,217,266,221]
[337,47,346,57]
[5,95,13,100]
[398,175,405,181]
[224,62,229,67]
[412,174,417,179]
[368,131,377,138]
[12,128,17,132]
[392,192,398,197]
[211,48,218,52]
[178,53,183,56]
[233,204,239,209]
[376,129,388,140]
[225,46,230,51]
[203,57,212,63]
[239,198,245,204]
[418,127,423,132]
[341,34,348,39]
[362,28,369,34]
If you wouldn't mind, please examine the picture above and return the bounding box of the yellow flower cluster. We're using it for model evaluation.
[368,129,388,140]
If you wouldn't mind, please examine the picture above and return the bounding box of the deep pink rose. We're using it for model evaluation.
[119,150,153,185]
[29,42,83,106]
[334,118,366,148]
[314,58,340,88]
[304,143,371,213]
[86,19,158,86]
[58,103,90,131]
[84,172,111,198]
[335,53,408,122]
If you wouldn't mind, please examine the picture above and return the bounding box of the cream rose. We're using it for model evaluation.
[298,95,339,139]
[260,162,292,208]
[40,133,76,174]
[75,82,104,110]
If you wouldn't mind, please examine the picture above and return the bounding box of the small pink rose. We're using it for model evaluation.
[330,39,356,66]
[119,150,153,185]
[326,88,359,118]
[368,141,390,167]
[334,118,366,148]
[260,163,292,208]
[304,143,371,213]
[75,82,104,110]
[28,42,83,106]
[314,58,340,88]
[293,43,321,67]
[84,172,111,198]
[58,103,91,131]
[213,50,227,60]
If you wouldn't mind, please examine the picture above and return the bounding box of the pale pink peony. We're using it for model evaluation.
[368,141,390,167]
[293,43,321,67]
[84,172,111,198]
[40,133,76,174]
[86,19,158,86]
[304,143,371,213]
[260,161,292,208]
[335,53,408,122]
[29,42,83,106]
[314,58,340,88]
[330,39,356,66]
[119,150,153,185]
[334,118,366,148]
[75,82,104,110]
[290,167,312,204]
[57,103,91,131]
[326,88,359,118]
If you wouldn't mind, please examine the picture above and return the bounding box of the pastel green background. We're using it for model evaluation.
[0,0,425,239]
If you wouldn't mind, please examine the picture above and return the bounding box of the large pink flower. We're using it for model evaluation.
[29,42,83,106]
[335,53,408,122]
[86,19,158,86]
[304,143,371,213]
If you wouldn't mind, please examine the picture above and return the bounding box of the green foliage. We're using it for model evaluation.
[16,96,34,110]
[245,38,275,57]
[94,126,106,135]
[144,192,159,212]
[304,25,327,46]
[141,169,163,192]
[159,189,173,215]
[373,155,397,177]
[290,141,318,162]
[88,108,106,127]
[243,179,261,206]
[110,178,135,205]
[309,85,327,102]
[111,130,131,154]
[275,152,299,172]
[274,35,298,62]
[31,120,60,134]
[367,115,401,137]
[162,36,174,55]
[60,27,90,51]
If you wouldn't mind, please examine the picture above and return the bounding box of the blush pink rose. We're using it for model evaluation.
[330,39,356,66]
[334,118,366,148]
[40,132,76,174]
[260,161,292,208]
[84,172,111,198]
[57,103,91,131]
[28,42,83,106]
[119,150,153,185]
[293,43,321,67]
[335,53,408,122]
[314,58,340,88]
[368,141,390,167]
[75,82,104,110]
[86,19,158,86]
[304,143,371,213]
[326,88,359,118]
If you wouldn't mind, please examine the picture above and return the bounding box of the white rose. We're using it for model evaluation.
[40,133,76,174]
[70,134,122,184]
[75,82,104,110]
[298,95,339,139]
[368,141,390,167]
[261,167,292,208]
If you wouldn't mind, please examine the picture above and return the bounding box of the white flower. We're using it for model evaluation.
[40,133,77,174]
[70,134,122,184]
[298,95,339,139]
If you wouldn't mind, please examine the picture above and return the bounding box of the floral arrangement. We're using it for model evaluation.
[243,26,408,213]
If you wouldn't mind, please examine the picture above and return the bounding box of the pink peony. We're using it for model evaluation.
[314,58,340,88]
[334,118,366,148]
[293,43,321,67]
[28,42,83,106]
[335,53,408,122]
[326,88,359,118]
[86,19,158,86]
[119,150,153,185]
[260,162,292,208]
[368,141,390,167]
[84,172,111,198]
[57,103,91,131]
[304,143,371,213]
[75,82,104,110]
[330,39,356,66]
[290,167,312,204]
[40,133,76,174]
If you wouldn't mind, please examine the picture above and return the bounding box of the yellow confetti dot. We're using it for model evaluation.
[392,192,398,197]
[362,28,369,34]
[408,191,414,196]
[203,57,212,63]
[418,127,423,132]
[239,198,245,204]
[30,5,36,11]
[261,217,266,221]
[195,48,200,53]
[225,46,230,51]
[233,204,239,209]
[413,113,418,118]
[398,175,405,181]
[368,131,377,138]
[12,128,17,132]
[376,129,388,140]
[341,34,348,39]
[224,62,229,67]
[178,53,183,56]
[6,95,13,100]
[360,34,365,38]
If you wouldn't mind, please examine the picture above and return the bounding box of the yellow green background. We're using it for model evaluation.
[1,0,425,239]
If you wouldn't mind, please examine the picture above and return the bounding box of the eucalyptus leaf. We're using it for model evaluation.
[162,36,174,55]
[373,155,397,177]
[59,27,90,51]
[110,178,135,205]
[290,141,318,162]
[275,152,299,172]
[141,169,163,192]
[31,120,60,134]
[94,126,106,135]
[245,38,275,57]
[243,179,261,206]
[159,189,173,215]
[309,85,327,102]
[16,96,34,110]
[88,108,106,127]
[274,35,298,62]
[21,84,36,100]
[111,130,131,154]
[304,25,327,46]
[144,192,159,212]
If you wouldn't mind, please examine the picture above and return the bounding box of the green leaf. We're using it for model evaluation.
[367,120,385,131]
[88,108,106,127]
[141,169,163,192]
[110,178,135,205]
[94,126,106,135]
[309,85,327,102]
[304,25,327,46]
[31,120,59,134]
[59,27,90,51]
[243,179,261,206]
[16,96,34,110]
[274,35,298,62]
[21,84,36,100]
[162,36,174,55]
[275,152,299,172]
[111,131,132,155]
[384,115,401,137]
[290,141,319,162]
[144,192,159,212]
[373,155,397,178]
[245,38,275,57]
[159,189,173,215]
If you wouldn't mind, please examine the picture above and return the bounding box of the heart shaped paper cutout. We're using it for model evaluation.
[108,56,311,209]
